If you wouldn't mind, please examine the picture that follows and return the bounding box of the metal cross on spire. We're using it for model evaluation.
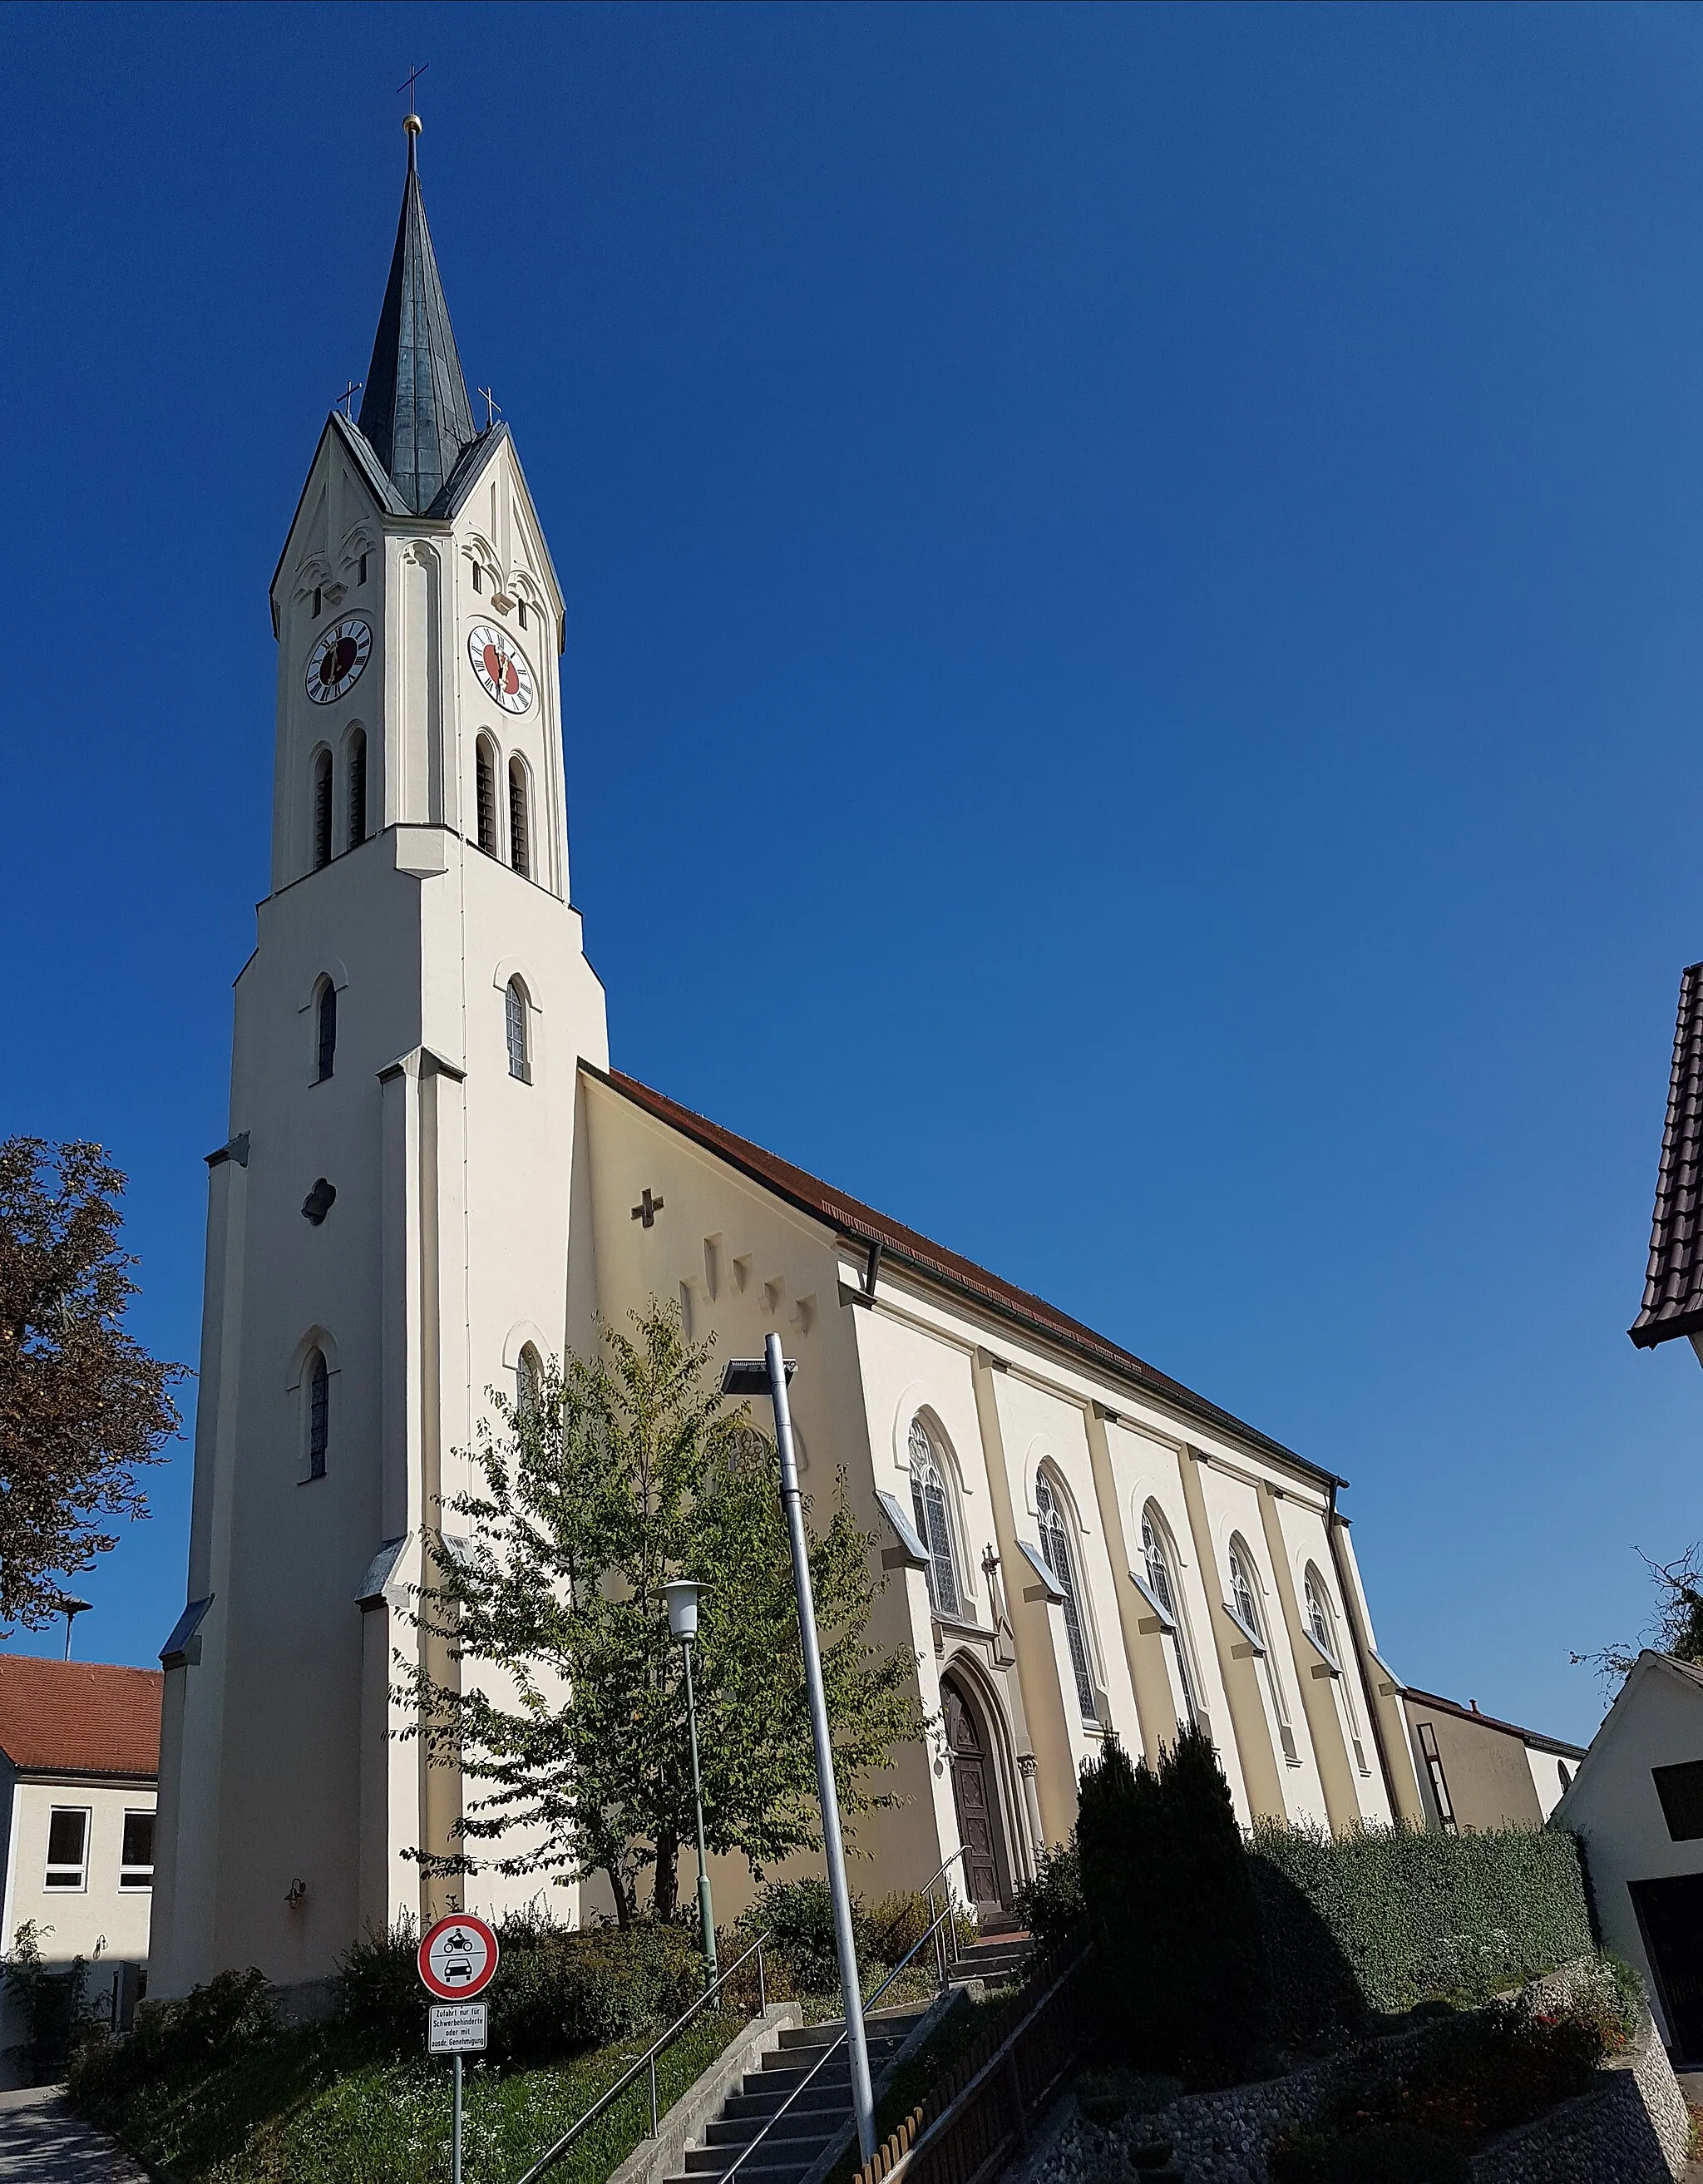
[477,385,501,430]
[397,61,429,113]
[335,380,363,419]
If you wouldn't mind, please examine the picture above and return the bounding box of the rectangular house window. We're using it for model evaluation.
[1653,1760,1703,1843]
[1416,1722,1458,1836]
[121,1810,155,1890]
[44,1807,90,1890]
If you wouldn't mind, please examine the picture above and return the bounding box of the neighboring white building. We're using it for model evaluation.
[1552,1652,1703,2063]
[152,118,1441,2002]
[0,1657,160,2084]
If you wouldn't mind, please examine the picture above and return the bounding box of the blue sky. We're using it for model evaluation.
[3,1,1702,1746]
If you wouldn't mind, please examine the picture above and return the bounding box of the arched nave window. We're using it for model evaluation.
[311,749,333,871]
[306,1349,329,1480]
[506,976,531,1083]
[907,1417,960,1619]
[1228,1535,1296,1763]
[476,736,499,857]
[508,756,531,879]
[347,727,367,849]
[1142,1504,1202,1731]
[314,979,337,1084]
[1036,1474,1097,1722]
[1305,1564,1370,1776]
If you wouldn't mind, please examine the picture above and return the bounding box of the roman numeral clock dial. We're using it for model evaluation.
[305,617,373,704]
[469,622,536,714]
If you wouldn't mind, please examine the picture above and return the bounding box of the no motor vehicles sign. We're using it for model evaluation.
[417,1913,500,2001]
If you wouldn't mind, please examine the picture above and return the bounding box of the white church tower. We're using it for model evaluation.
[151,118,608,1996]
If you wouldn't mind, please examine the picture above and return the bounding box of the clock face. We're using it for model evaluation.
[305,618,373,705]
[469,623,536,714]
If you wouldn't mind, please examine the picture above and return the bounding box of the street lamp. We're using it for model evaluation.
[664,1579,718,1992]
[722,1337,876,2167]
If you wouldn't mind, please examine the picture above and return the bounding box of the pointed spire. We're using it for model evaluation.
[358,115,477,515]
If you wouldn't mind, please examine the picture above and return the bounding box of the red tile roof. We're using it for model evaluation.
[1631,962,1703,1348]
[0,1657,161,1779]
[598,1067,1343,1488]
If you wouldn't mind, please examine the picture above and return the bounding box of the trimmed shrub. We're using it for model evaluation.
[1251,1819,1593,2029]
[337,1913,699,2067]
[1078,1727,1268,2079]
[1014,1841,1084,1956]
[866,1890,977,1971]
[489,1924,699,2068]
[71,1968,276,2123]
[740,1878,876,1995]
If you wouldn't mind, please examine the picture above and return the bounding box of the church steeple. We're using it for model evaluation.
[357,116,477,515]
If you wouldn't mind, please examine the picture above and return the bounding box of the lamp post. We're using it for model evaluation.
[663,1579,718,1992]
[722,1337,876,2166]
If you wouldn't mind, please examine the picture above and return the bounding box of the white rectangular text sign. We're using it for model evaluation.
[427,2002,488,2053]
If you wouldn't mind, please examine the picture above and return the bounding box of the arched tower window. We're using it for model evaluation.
[506,976,531,1082]
[1036,1475,1097,1722]
[516,1342,543,1422]
[508,757,531,879]
[476,736,498,856]
[311,749,333,871]
[1229,1536,1295,1761]
[1142,1505,1202,1730]
[307,1349,328,1480]
[314,979,337,1083]
[347,728,367,849]
[907,1417,960,1618]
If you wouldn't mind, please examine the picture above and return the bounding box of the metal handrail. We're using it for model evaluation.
[916,1847,968,1980]
[716,1896,959,2184]
[515,1930,773,2184]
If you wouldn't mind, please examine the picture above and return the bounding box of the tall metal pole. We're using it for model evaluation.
[452,2050,463,2184]
[682,1636,719,1989]
[764,1332,876,2164]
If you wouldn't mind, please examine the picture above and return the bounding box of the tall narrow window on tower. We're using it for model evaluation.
[307,1351,329,1480]
[347,728,367,849]
[506,976,531,1083]
[509,757,531,878]
[315,980,337,1084]
[476,737,498,856]
[312,750,333,871]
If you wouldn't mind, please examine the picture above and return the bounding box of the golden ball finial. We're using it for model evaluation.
[403,111,423,137]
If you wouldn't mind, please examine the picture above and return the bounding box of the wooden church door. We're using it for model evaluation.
[943,1676,1004,1915]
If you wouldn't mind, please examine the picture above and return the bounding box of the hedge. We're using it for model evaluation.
[1250,1819,1593,2033]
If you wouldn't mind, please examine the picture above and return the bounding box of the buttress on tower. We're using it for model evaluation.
[151,125,610,1995]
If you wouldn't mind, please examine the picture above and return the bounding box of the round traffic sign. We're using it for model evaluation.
[418,1913,500,2001]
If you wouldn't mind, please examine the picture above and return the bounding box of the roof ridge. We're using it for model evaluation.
[596,1066,1342,1488]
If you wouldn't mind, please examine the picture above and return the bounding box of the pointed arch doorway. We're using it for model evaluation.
[941,1671,1011,1920]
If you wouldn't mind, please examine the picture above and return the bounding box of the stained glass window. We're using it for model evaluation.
[308,1351,328,1480]
[506,977,530,1082]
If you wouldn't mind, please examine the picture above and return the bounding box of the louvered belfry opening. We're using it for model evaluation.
[347,729,367,849]
[506,977,531,1082]
[476,739,498,855]
[509,757,530,877]
[312,751,333,871]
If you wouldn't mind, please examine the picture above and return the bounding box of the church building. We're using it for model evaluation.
[150,125,1429,1999]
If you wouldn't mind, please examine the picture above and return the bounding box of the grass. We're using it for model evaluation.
[81,2006,742,2184]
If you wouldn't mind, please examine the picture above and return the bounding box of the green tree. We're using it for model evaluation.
[401,1300,921,1925]
[1077,1726,1268,2078]
[1572,1544,1703,1691]
[0,1139,185,1628]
